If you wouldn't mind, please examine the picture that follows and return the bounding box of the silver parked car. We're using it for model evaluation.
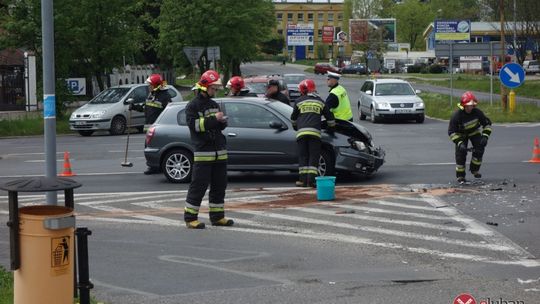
[144,97,385,183]
[358,78,425,123]
[69,83,182,136]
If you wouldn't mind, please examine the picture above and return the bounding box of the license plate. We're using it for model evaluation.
[395,109,412,114]
[75,121,87,125]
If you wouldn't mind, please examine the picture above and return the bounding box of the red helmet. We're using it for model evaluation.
[298,79,316,95]
[198,70,223,88]
[226,76,245,90]
[460,91,478,107]
[146,74,163,87]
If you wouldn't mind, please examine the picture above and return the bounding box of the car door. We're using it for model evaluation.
[223,101,297,168]
[359,81,373,114]
[126,85,148,126]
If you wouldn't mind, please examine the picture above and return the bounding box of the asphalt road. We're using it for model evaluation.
[0,62,539,303]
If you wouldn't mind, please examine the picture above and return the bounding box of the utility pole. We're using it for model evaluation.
[42,0,57,204]
[500,0,508,111]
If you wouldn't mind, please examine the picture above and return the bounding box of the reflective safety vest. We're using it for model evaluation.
[329,85,353,121]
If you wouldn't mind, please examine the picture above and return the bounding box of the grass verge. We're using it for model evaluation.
[0,266,13,304]
[0,116,73,137]
[421,92,540,122]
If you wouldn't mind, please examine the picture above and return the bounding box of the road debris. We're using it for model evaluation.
[486,221,498,226]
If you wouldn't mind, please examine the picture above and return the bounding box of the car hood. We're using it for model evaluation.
[73,102,120,115]
[373,95,422,103]
[322,119,372,143]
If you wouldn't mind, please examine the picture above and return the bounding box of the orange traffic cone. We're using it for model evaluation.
[529,137,540,163]
[59,151,76,176]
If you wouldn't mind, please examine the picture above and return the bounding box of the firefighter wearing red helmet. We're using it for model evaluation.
[184,70,233,229]
[290,79,335,187]
[129,73,172,174]
[226,76,250,96]
[448,91,492,183]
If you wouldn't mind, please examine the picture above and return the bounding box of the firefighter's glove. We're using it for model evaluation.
[480,136,488,147]
[458,142,468,153]
[292,123,298,131]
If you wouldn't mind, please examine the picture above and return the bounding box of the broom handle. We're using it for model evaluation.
[124,109,131,162]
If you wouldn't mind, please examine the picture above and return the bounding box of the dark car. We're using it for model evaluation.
[314,63,341,75]
[341,64,369,75]
[283,73,306,102]
[144,97,385,183]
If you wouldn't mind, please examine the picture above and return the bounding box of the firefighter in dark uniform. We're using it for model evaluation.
[226,76,252,96]
[130,73,172,174]
[266,79,290,105]
[325,71,353,121]
[291,79,336,187]
[448,91,492,183]
[184,70,234,229]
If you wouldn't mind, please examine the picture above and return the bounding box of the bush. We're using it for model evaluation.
[428,64,444,74]
[407,64,423,73]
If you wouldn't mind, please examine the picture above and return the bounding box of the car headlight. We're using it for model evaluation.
[352,140,367,151]
[377,102,390,108]
[91,110,106,118]
[415,102,424,108]
[70,112,76,120]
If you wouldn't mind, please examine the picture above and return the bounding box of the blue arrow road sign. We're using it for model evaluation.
[500,62,525,88]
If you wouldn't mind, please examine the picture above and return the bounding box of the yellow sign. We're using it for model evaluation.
[51,236,70,275]
[435,33,470,41]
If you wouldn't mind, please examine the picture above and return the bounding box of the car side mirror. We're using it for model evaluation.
[124,98,135,105]
[365,90,372,95]
[415,89,422,94]
[269,121,287,130]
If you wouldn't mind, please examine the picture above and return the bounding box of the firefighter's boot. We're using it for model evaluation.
[457,177,466,184]
[295,181,305,187]
[186,220,205,229]
[212,217,234,227]
[472,171,482,178]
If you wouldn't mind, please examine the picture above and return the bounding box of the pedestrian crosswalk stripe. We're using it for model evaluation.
[358,199,444,212]
[336,204,450,221]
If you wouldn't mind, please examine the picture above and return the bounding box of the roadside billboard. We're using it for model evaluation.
[287,23,314,46]
[322,26,334,44]
[349,19,396,44]
[434,20,471,43]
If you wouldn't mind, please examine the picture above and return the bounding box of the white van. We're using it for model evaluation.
[523,60,540,74]
[69,84,182,136]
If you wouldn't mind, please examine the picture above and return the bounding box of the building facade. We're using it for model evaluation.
[273,0,350,60]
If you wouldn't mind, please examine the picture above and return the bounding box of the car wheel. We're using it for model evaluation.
[318,148,336,177]
[416,114,425,124]
[78,130,94,136]
[370,106,380,123]
[109,116,126,135]
[161,149,193,183]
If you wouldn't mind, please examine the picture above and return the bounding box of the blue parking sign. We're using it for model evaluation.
[499,63,525,89]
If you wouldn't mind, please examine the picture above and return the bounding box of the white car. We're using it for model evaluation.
[69,84,182,136]
[358,78,425,123]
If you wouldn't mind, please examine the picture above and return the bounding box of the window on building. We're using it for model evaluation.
[318,13,324,22]
[298,13,303,21]
[308,13,313,22]
[335,27,341,34]
[472,36,483,43]
[308,46,314,53]
[288,46,294,52]
[318,29,323,36]
[328,13,334,22]
[277,13,282,21]
[288,13,293,22]
[337,13,343,21]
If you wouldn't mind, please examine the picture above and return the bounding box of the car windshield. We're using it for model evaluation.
[375,83,415,96]
[267,100,293,118]
[283,75,305,85]
[246,82,267,94]
[89,87,130,104]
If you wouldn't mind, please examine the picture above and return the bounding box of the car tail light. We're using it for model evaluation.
[145,126,155,146]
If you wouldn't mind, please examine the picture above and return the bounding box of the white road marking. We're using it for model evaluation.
[237,209,518,253]
[24,159,64,162]
[354,199,445,212]
[421,194,536,261]
[413,162,455,166]
[336,204,451,221]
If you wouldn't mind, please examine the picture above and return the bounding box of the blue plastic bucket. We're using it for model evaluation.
[315,176,336,201]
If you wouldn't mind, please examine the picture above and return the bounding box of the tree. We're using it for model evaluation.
[260,34,285,56]
[158,0,275,78]
[393,0,434,50]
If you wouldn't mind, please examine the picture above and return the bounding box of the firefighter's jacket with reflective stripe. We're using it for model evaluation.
[290,94,336,139]
[186,93,227,162]
[448,105,492,145]
[132,89,172,125]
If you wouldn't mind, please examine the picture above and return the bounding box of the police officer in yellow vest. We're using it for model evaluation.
[325,71,353,121]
